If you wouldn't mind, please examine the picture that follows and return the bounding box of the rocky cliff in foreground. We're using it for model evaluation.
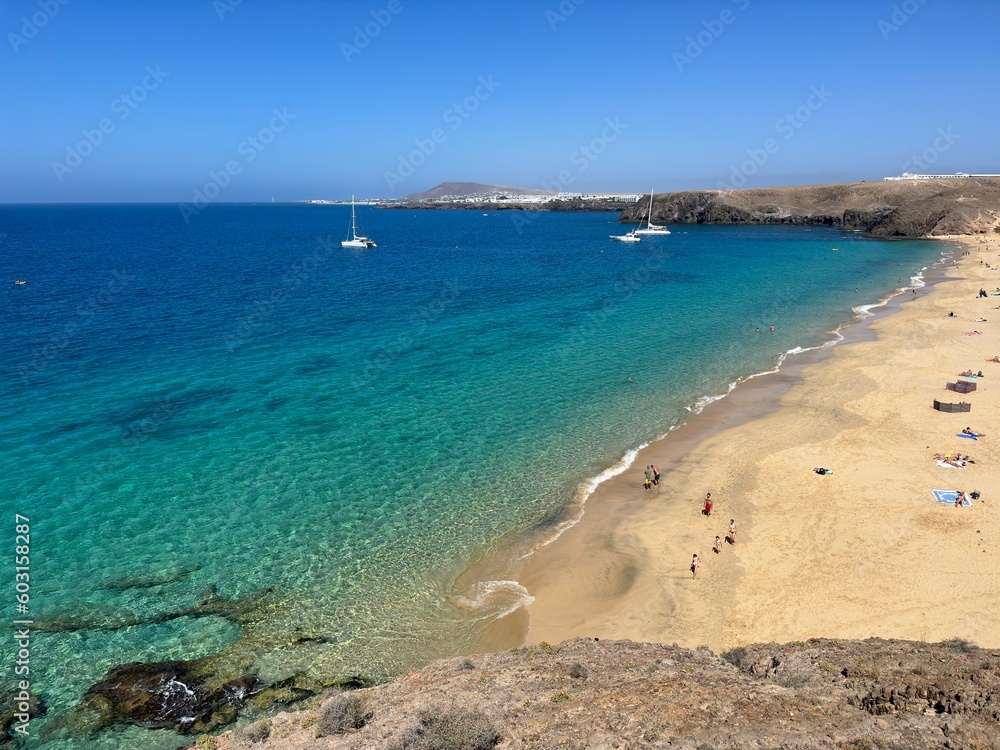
[619,178,1000,238]
[200,637,1000,750]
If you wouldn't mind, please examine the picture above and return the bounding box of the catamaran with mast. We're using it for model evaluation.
[633,189,671,235]
[341,196,377,249]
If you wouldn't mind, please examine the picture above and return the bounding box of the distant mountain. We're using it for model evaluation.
[402,182,556,200]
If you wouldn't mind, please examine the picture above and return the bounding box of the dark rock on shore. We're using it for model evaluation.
[81,660,258,734]
[50,653,371,740]
[618,178,1000,238]
[41,585,376,741]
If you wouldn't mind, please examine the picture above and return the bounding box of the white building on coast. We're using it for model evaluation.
[884,172,1000,181]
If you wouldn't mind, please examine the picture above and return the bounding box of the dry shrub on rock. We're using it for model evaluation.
[315,693,372,737]
[233,718,271,744]
[387,703,500,750]
[721,646,747,668]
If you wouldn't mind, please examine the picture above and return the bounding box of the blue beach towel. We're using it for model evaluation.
[932,490,972,506]
[957,433,979,439]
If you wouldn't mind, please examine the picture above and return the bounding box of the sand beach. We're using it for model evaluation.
[519,232,1000,652]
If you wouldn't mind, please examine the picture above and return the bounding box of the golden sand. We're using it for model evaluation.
[518,232,1000,651]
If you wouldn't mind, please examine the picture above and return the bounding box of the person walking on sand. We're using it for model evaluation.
[652,464,661,493]
[690,553,701,578]
[713,535,722,555]
[643,466,653,494]
[703,492,713,517]
[728,519,737,544]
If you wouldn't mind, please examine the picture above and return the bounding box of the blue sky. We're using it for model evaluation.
[2,0,998,202]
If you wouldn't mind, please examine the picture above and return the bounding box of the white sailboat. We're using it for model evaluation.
[341,196,377,249]
[632,189,671,235]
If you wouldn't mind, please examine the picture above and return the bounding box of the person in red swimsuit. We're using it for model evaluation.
[703,492,713,517]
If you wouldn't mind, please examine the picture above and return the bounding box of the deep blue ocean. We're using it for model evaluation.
[0,204,945,748]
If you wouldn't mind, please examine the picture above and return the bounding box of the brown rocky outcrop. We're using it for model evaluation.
[198,637,1000,749]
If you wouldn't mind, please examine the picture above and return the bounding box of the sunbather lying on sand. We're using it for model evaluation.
[962,427,986,437]
[933,452,974,466]
[988,356,1000,363]
[960,370,975,376]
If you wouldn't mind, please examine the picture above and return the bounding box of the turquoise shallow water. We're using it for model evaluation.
[0,205,944,747]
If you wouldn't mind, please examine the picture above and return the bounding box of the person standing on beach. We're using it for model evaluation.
[728,519,737,544]
[713,535,722,555]
[652,465,661,493]
[704,492,713,517]
[643,466,653,494]
[690,553,701,578]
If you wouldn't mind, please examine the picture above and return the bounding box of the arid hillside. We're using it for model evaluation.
[200,637,1000,749]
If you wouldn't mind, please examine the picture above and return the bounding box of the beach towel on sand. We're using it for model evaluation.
[937,460,963,469]
[933,490,972,506]
[957,433,978,440]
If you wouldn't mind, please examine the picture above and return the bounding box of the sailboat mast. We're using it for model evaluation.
[647,189,654,225]
[351,195,358,239]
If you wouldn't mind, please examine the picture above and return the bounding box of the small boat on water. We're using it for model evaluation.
[14,280,27,285]
[610,230,641,243]
[632,188,671,235]
[342,196,377,249]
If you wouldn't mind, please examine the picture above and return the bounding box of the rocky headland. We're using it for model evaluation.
[618,178,1000,238]
[378,178,1000,238]
[192,637,1000,750]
